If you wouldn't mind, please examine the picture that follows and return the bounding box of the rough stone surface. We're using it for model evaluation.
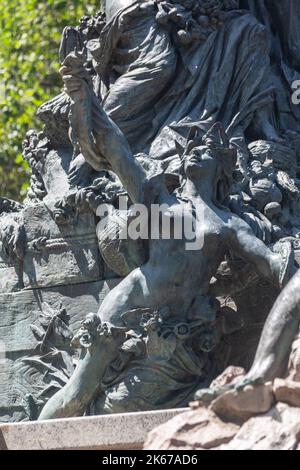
[145,337,300,451]
[218,403,300,450]
[144,408,239,451]
[210,366,246,389]
[210,383,274,423]
[145,398,300,451]
[273,378,300,408]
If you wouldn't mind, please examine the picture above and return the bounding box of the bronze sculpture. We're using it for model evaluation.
[38,54,295,419]
[1,1,300,423]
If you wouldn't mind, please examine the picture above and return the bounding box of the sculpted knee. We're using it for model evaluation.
[72,313,125,357]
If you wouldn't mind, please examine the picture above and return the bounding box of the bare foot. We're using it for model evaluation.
[234,374,264,391]
[194,383,233,405]
[194,372,264,405]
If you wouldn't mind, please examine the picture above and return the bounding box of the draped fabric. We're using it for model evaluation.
[90,3,177,153]
[91,3,273,157]
[242,0,300,70]
[149,10,273,159]
[92,322,214,413]
[242,0,300,133]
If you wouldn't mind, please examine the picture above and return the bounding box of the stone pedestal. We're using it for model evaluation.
[0,409,187,450]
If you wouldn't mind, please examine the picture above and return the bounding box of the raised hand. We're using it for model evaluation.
[59,52,91,103]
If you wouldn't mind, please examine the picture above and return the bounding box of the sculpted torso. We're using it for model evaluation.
[99,198,231,326]
[37,55,289,421]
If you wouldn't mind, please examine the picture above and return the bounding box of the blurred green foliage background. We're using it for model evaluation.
[0,0,101,201]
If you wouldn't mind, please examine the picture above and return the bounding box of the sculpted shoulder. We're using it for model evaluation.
[221,211,252,244]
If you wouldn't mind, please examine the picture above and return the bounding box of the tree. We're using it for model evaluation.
[0,0,101,201]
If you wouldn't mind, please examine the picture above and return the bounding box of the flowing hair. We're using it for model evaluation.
[176,122,237,208]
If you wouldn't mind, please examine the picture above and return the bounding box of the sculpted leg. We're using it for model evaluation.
[38,350,103,420]
[38,315,121,420]
[241,268,300,383]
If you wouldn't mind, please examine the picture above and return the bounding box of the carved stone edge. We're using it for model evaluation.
[0,408,187,450]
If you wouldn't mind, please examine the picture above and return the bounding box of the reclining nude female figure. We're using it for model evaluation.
[39,56,295,419]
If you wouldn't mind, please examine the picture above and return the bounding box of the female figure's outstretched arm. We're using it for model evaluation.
[227,214,294,288]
